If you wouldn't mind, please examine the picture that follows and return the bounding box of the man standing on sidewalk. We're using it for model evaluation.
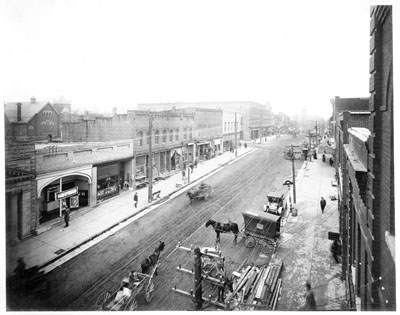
[133,192,138,208]
[64,207,70,227]
[320,197,326,213]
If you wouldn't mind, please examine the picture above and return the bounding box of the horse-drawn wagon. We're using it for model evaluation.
[187,182,214,202]
[96,241,164,311]
[241,211,281,251]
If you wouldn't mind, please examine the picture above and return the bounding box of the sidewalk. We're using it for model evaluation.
[6,144,257,276]
[275,143,347,311]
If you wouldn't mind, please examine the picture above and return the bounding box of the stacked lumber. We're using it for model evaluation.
[227,260,283,310]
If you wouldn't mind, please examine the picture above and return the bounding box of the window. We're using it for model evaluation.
[189,128,193,139]
[224,122,227,132]
[43,111,52,117]
[175,128,179,141]
[137,131,143,146]
[170,129,173,142]
[155,130,160,144]
[163,129,167,143]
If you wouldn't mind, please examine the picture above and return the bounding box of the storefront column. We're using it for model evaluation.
[90,166,98,206]
[130,157,136,188]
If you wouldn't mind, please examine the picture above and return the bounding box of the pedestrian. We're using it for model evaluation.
[182,169,186,181]
[329,157,334,167]
[64,206,70,227]
[194,159,198,168]
[244,143,247,149]
[189,163,194,174]
[320,197,326,213]
[133,192,138,208]
[331,240,340,263]
[304,281,317,311]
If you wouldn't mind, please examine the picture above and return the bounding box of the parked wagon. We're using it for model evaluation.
[241,211,281,251]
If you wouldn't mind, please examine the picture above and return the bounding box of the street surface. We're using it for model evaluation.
[7,136,304,311]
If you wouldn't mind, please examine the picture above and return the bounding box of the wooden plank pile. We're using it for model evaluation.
[226,260,283,310]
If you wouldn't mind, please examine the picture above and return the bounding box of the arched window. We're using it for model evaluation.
[137,131,143,146]
[163,129,167,143]
[175,128,179,141]
[155,130,160,144]
[189,128,193,139]
[170,129,173,142]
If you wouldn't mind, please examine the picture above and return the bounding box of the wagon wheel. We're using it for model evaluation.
[244,235,256,248]
[95,290,111,309]
[125,297,138,311]
[145,280,155,303]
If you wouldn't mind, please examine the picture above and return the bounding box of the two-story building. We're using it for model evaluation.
[4,97,61,141]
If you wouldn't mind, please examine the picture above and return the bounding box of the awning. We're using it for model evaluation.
[198,141,210,145]
[213,139,221,145]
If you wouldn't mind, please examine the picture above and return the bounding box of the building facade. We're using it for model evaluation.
[4,98,61,141]
[336,5,395,311]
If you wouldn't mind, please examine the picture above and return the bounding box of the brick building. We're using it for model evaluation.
[366,5,395,310]
[336,5,395,311]
[4,97,61,141]
[137,101,273,141]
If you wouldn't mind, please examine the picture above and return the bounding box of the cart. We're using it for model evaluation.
[241,211,281,252]
[96,265,158,311]
[187,183,214,201]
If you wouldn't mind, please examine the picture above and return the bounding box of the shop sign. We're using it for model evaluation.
[56,186,79,200]
[70,195,79,209]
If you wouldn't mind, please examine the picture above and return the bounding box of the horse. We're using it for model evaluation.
[141,241,165,275]
[205,219,239,244]
[186,191,196,203]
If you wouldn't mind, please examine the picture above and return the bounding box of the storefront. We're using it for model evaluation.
[38,174,90,224]
[197,141,210,160]
[170,148,182,170]
[96,163,121,202]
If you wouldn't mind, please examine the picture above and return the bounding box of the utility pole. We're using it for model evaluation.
[260,110,262,143]
[291,145,297,204]
[194,247,203,310]
[235,112,238,158]
[315,121,318,144]
[148,111,153,203]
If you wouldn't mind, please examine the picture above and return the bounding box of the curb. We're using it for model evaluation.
[37,148,257,272]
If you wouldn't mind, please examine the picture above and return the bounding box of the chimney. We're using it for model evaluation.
[17,103,22,122]
[30,97,36,104]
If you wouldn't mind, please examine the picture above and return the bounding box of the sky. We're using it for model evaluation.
[1,0,397,119]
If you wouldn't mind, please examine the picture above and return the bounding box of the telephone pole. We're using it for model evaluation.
[148,111,153,203]
[291,145,297,204]
[260,110,262,143]
[235,112,238,158]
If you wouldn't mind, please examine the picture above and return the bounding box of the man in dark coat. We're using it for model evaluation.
[64,207,70,227]
[320,197,326,213]
[304,281,317,310]
[134,192,138,208]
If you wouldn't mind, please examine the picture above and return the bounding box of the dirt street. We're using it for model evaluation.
[7,136,304,311]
